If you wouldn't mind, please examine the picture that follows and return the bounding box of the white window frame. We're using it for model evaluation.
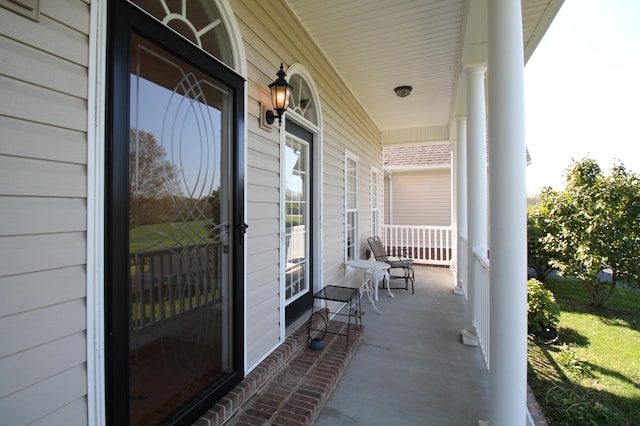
[371,166,380,237]
[282,133,310,306]
[345,151,359,261]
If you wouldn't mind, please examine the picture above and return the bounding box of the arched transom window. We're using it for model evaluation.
[288,73,318,125]
[129,0,233,66]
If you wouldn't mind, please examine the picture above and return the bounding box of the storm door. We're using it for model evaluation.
[283,121,314,326]
[106,2,244,425]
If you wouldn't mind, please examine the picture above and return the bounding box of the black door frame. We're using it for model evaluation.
[105,2,245,424]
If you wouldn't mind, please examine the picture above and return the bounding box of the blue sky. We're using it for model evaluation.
[524,0,640,195]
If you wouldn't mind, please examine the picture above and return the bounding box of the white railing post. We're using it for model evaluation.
[380,224,454,266]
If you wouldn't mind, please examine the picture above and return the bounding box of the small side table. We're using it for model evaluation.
[345,259,392,314]
[308,285,361,350]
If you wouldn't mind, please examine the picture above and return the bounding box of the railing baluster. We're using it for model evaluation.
[472,248,490,369]
[129,242,223,332]
[381,224,453,266]
[158,256,162,322]
[149,256,155,325]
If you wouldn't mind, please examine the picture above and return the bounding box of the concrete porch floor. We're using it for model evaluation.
[315,265,490,426]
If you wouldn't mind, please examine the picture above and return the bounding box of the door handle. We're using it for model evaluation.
[237,223,249,235]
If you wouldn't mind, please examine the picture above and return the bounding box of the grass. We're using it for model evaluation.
[132,293,219,324]
[130,220,211,252]
[527,277,640,425]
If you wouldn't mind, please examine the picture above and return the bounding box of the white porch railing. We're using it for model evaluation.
[129,243,222,331]
[472,247,490,369]
[381,225,490,368]
[380,224,454,266]
[285,225,305,263]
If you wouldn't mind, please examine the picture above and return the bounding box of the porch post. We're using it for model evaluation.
[450,141,456,275]
[454,117,467,296]
[461,65,487,346]
[488,0,528,424]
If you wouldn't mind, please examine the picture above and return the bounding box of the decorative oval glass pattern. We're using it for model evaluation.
[128,33,233,425]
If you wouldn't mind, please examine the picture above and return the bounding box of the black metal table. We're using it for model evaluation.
[307,285,361,350]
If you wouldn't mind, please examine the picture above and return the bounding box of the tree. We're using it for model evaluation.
[206,187,226,242]
[129,129,182,227]
[540,158,640,306]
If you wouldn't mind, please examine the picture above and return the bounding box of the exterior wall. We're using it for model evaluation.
[231,0,383,368]
[0,0,385,420]
[0,2,90,425]
[388,168,452,226]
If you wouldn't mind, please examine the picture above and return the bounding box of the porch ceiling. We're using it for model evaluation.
[285,0,563,134]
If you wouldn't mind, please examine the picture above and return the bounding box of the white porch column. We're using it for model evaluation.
[450,143,456,275]
[454,117,467,295]
[488,0,528,424]
[461,65,487,346]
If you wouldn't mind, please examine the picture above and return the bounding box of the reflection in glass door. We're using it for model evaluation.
[284,135,310,305]
[127,33,233,425]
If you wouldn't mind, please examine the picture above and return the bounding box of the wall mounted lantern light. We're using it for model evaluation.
[265,63,293,125]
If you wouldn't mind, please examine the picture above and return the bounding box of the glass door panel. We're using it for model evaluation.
[284,136,309,304]
[128,33,232,425]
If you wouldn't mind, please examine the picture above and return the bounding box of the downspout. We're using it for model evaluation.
[450,142,456,274]
[454,117,467,295]
[385,167,393,224]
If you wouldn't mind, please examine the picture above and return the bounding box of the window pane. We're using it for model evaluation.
[288,74,317,125]
[371,169,378,235]
[345,155,358,260]
[284,136,309,303]
[129,0,233,66]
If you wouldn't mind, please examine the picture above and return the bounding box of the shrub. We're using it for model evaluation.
[527,278,561,333]
[527,206,556,282]
[556,343,590,377]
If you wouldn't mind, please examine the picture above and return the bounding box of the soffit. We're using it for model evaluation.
[285,0,563,133]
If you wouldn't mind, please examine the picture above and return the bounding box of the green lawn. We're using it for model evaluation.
[130,221,210,252]
[528,277,640,425]
[132,293,219,324]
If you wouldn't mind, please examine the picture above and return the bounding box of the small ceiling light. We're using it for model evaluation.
[265,63,293,125]
[394,85,412,98]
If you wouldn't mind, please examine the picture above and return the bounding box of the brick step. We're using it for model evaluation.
[195,310,365,425]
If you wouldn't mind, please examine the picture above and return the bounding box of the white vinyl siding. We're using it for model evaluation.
[390,169,452,226]
[234,1,382,368]
[1,3,387,418]
[0,1,90,425]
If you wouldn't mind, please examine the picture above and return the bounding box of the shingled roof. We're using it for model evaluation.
[383,144,451,169]
[383,143,532,169]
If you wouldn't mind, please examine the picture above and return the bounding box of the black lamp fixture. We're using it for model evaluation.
[394,85,412,98]
[265,63,293,125]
